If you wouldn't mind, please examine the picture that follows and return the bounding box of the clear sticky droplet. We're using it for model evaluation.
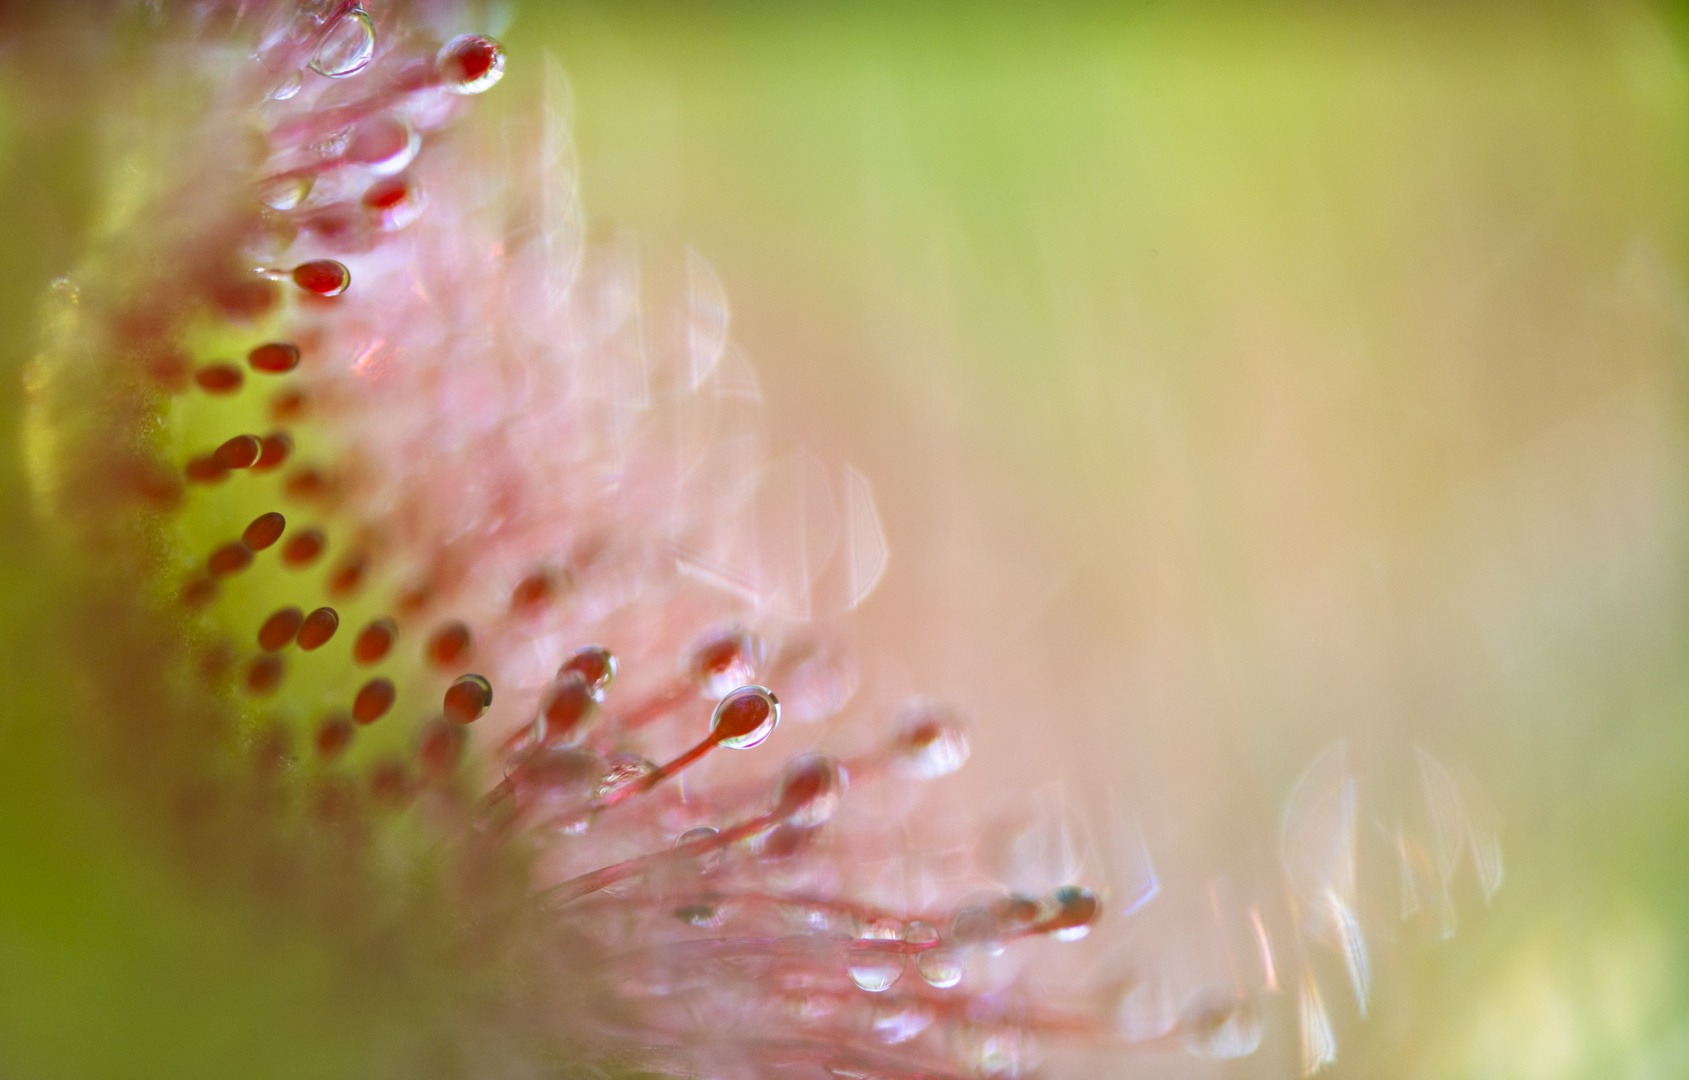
[846,947,905,993]
[291,259,350,296]
[353,618,396,665]
[443,673,493,724]
[1179,993,1263,1060]
[872,1003,932,1044]
[710,685,780,750]
[559,645,617,698]
[957,1027,1038,1080]
[511,746,601,803]
[595,755,656,803]
[437,34,505,94]
[915,946,965,989]
[534,673,598,746]
[990,893,1041,935]
[258,174,312,211]
[773,754,847,827]
[1114,979,1177,1042]
[257,607,304,651]
[214,435,262,470]
[248,341,301,373]
[950,907,1001,954]
[903,920,940,948]
[674,901,722,929]
[689,628,764,699]
[362,176,423,230]
[297,606,339,651]
[344,114,418,175]
[1039,885,1100,942]
[309,8,376,78]
[269,68,304,100]
[676,825,726,873]
[242,512,286,551]
[890,703,971,779]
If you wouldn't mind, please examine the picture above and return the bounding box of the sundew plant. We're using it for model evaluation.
[1,3,1687,1080]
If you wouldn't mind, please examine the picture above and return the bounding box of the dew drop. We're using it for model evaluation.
[327,552,368,598]
[443,673,493,724]
[353,677,395,724]
[872,1002,932,1044]
[773,753,847,827]
[269,68,304,101]
[950,907,1000,953]
[904,920,940,948]
[247,341,301,373]
[595,755,656,803]
[689,628,763,698]
[309,7,375,78]
[211,278,279,322]
[344,114,418,175]
[759,822,812,861]
[213,434,262,470]
[369,759,410,806]
[353,618,396,665]
[437,34,505,94]
[297,606,339,650]
[846,946,905,993]
[257,174,311,211]
[315,714,353,759]
[146,353,190,392]
[180,576,218,610]
[511,746,602,809]
[912,953,966,993]
[890,703,971,779]
[271,389,308,421]
[559,645,616,697]
[257,607,304,651]
[535,673,598,746]
[1114,979,1177,1042]
[418,718,465,777]
[710,685,779,749]
[509,569,559,614]
[185,455,228,485]
[957,1026,1038,1079]
[674,902,722,929]
[242,512,286,551]
[1039,885,1100,942]
[990,894,1041,935]
[253,432,293,471]
[291,259,350,296]
[362,176,422,230]
[675,825,725,872]
[427,620,471,667]
[284,467,329,500]
[245,654,285,695]
[1179,993,1263,1060]
[207,541,254,578]
[280,527,326,568]
[195,363,244,394]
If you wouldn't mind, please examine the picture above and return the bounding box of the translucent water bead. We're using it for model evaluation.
[773,754,847,827]
[889,703,971,778]
[1179,993,1264,1059]
[690,628,764,698]
[846,944,905,993]
[309,8,376,78]
[437,34,506,95]
[710,685,780,749]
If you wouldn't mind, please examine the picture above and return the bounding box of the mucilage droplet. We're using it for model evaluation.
[309,7,376,79]
[710,685,780,749]
[437,34,505,94]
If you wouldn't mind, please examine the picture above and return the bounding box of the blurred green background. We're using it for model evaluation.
[3,2,1689,1077]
